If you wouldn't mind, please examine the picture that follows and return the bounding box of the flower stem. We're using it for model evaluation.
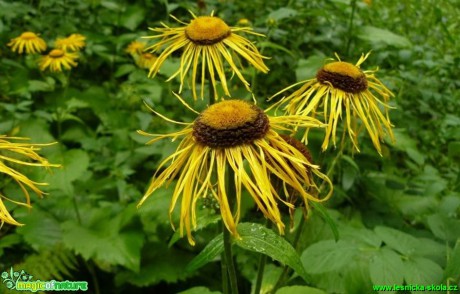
[222,165,239,294]
[345,0,358,57]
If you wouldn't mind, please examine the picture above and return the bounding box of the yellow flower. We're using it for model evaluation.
[136,53,157,69]
[144,12,269,100]
[39,49,79,72]
[270,53,394,155]
[55,34,86,51]
[137,98,332,245]
[7,32,47,54]
[0,136,60,227]
[237,18,250,26]
[126,40,146,55]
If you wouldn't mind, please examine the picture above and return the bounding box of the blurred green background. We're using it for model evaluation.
[0,0,459,293]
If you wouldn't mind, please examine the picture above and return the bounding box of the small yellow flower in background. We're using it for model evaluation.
[363,0,372,5]
[237,18,250,26]
[136,53,157,69]
[137,98,332,245]
[55,33,86,51]
[0,136,60,227]
[39,49,79,72]
[144,11,269,100]
[7,32,47,54]
[126,40,146,56]
[270,52,394,155]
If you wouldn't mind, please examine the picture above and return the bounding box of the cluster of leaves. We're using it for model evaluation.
[0,0,459,293]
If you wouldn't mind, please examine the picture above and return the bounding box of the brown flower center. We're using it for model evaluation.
[316,61,368,93]
[193,100,269,148]
[185,16,231,45]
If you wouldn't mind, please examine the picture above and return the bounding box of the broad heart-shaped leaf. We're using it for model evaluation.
[185,234,224,273]
[357,26,412,48]
[369,248,404,294]
[301,240,360,274]
[235,223,308,282]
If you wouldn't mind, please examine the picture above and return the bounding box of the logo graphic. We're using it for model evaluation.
[1,267,88,292]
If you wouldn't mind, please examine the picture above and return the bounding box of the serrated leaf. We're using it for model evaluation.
[186,234,223,273]
[369,248,404,293]
[235,223,308,281]
[374,226,418,256]
[45,149,90,195]
[358,26,412,48]
[403,257,443,285]
[16,208,62,249]
[276,285,327,294]
[301,240,359,274]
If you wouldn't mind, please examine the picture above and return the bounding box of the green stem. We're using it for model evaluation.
[221,247,229,294]
[254,221,272,294]
[345,0,358,57]
[222,165,238,294]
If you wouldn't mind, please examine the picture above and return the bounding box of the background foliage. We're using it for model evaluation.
[0,0,459,293]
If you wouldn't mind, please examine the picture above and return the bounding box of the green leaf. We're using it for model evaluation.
[311,203,339,241]
[268,7,297,21]
[120,5,145,30]
[276,285,327,294]
[115,64,136,78]
[16,209,62,249]
[358,26,412,48]
[186,234,224,273]
[301,240,359,274]
[369,248,404,293]
[295,55,325,81]
[235,223,308,281]
[178,287,221,294]
[45,149,90,195]
[374,226,418,256]
[427,214,460,243]
[448,142,460,160]
[402,257,443,285]
[444,240,460,282]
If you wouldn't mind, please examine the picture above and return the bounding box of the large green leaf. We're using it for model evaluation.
[186,234,224,273]
[374,226,418,256]
[369,248,404,293]
[301,239,360,274]
[45,149,90,195]
[235,223,308,281]
[358,26,412,48]
[178,287,221,294]
[402,257,443,285]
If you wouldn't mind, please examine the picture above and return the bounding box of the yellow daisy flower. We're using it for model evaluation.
[126,40,146,55]
[7,31,47,54]
[144,11,269,100]
[136,53,157,69]
[137,98,332,245]
[55,33,86,51]
[270,52,394,155]
[39,49,79,72]
[0,136,59,227]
